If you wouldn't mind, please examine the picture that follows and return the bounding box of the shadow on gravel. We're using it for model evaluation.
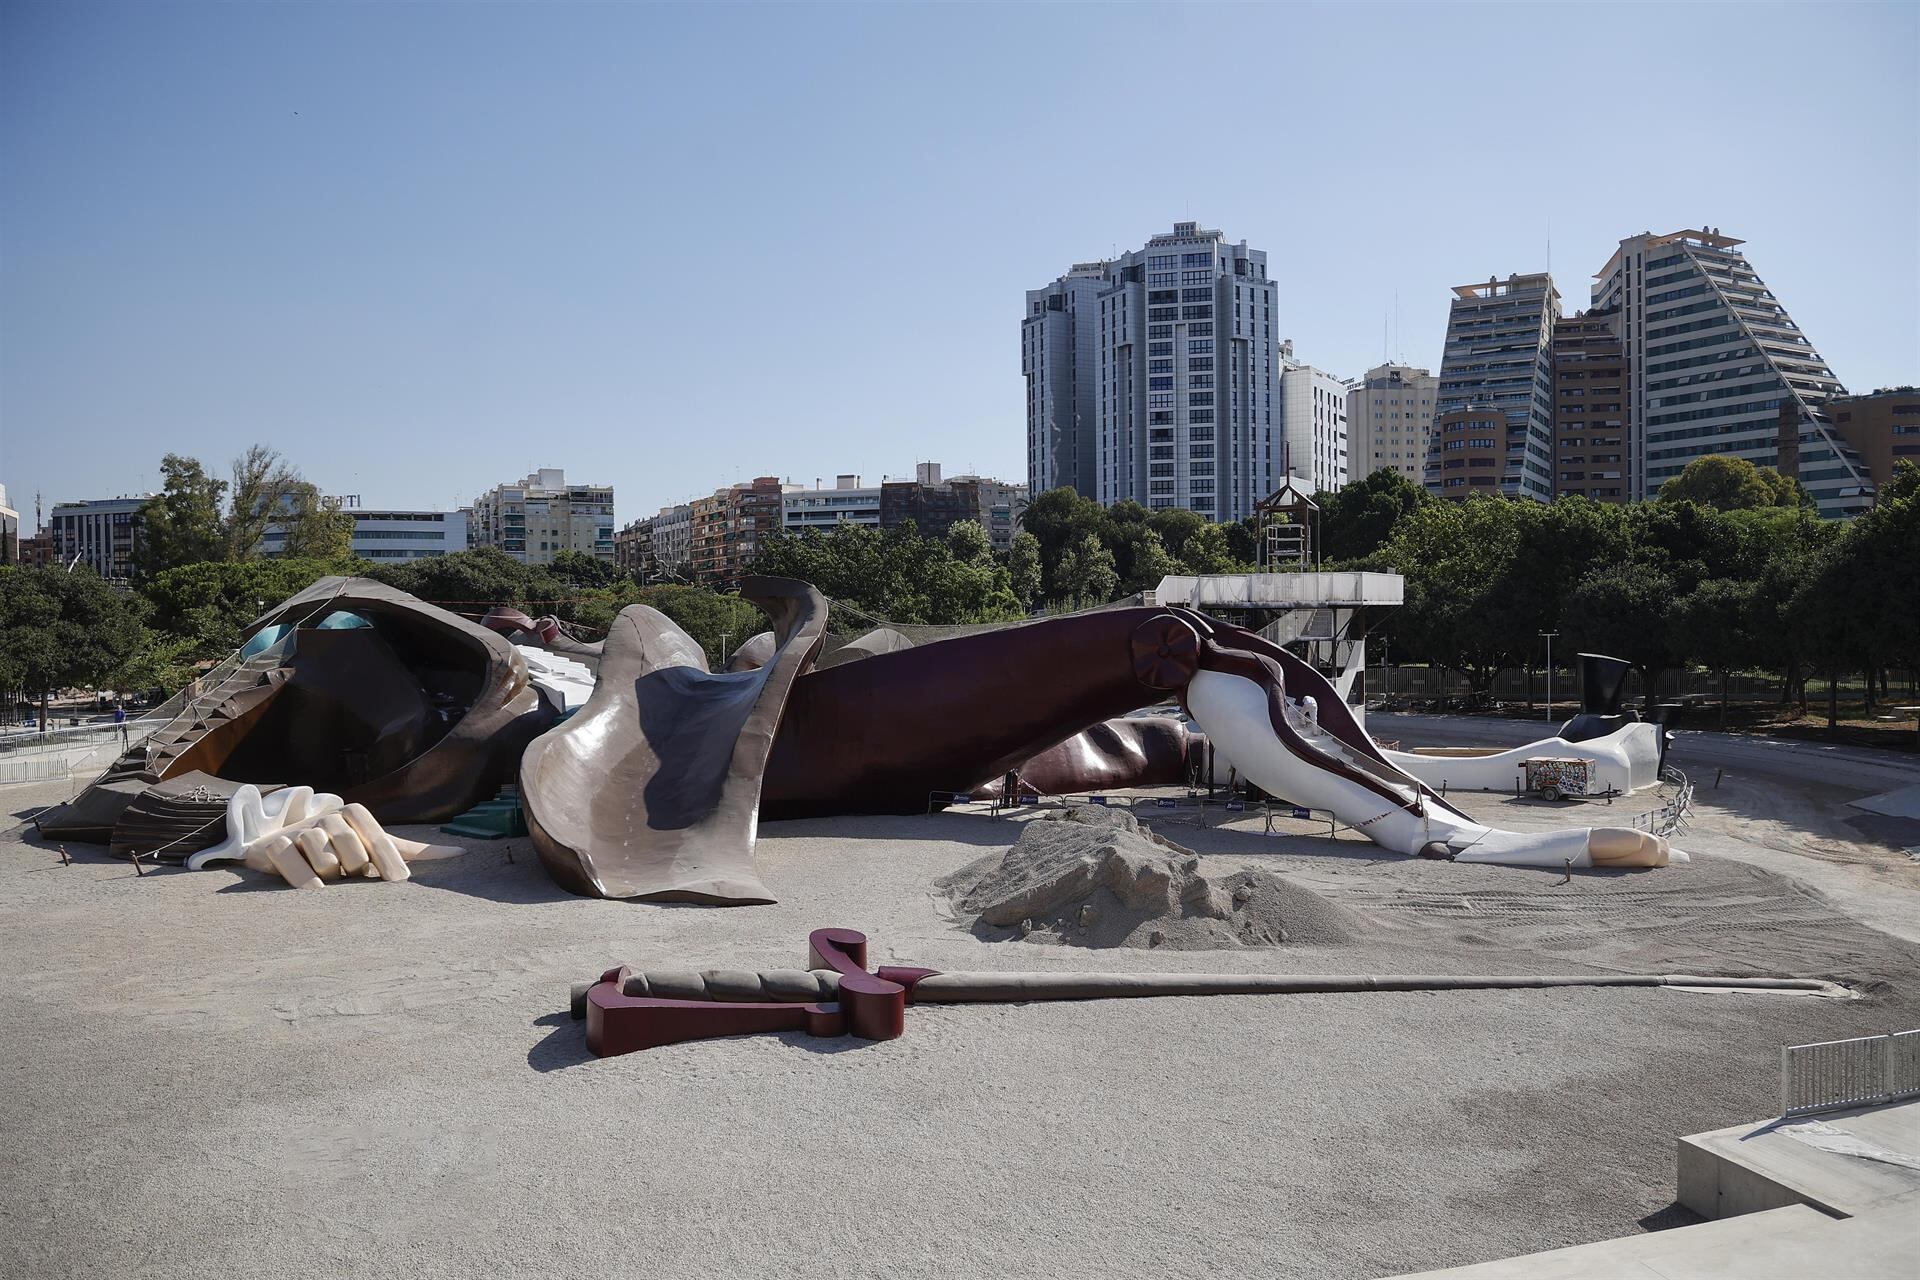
[528,1011,596,1072]
[407,843,581,906]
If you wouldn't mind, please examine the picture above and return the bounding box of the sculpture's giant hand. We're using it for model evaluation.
[186,784,463,888]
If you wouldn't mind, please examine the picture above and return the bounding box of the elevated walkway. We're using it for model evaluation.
[1394,1198,1913,1279]
[1678,1097,1920,1220]
[1390,1097,1920,1279]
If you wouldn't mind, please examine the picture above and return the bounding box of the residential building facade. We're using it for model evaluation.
[465,469,615,564]
[691,478,789,587]
[17,532,56,568]
[1825,387,1920,491]
[1278,342,1350,493]
[613,519,649,575]
[782,475,882,534]
[1026,221,1282,522]
[646,504,694,578]
[1550,310,1630,501]
[1429,407,1508,498]
[1022,264,1107,500]
[1425,273,1560,501]
[347,508,467,561]
[0,484,18,565]
[50,495,151,579]
[1346,363,1437,485]
[1593,228,1871,516]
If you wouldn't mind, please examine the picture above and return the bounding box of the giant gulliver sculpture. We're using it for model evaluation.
[42,574,1676,896]
[515,577,1674,904]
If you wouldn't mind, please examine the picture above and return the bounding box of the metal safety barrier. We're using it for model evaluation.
[1780,1029,1920,1117]
[1629,765,1694,838]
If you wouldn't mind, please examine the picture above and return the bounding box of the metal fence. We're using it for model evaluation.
[1780,1029,1920,1117]
[1361,665,1914,711]
[1629,766,1694,839]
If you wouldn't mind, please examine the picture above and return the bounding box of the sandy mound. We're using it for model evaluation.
[938,805,1357,949]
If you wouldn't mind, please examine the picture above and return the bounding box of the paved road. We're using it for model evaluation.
[1371,711,1920,794]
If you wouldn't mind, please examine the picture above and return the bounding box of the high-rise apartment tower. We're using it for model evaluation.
[1593,229,1871,516]
[1425,273,1560,501]
[1025,221,1282,520]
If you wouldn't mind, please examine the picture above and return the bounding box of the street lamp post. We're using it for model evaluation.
[1540,631,1559,722]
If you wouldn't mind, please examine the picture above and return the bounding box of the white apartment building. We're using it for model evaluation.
[346,508,466,561]
[1026,221,1283,521]
[465,468,615,564]
[49,494,152,580]
[259,500,467,561]
[782,475,882,533]
[1279,342,1350,494]
[1346,363,1438,484]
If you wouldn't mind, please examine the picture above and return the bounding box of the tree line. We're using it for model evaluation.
[5,446,1913,737]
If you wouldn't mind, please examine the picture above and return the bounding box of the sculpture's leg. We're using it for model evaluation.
[1178,617,1676,869]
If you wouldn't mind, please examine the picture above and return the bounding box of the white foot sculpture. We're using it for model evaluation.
[186,784,464,888]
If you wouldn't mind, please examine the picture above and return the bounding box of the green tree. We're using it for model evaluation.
[1223,516,1260,565]
[140,558,348,663]
[1146,507,1204,560]
[944,519,993,567]
[1318,468,1429,563]
[1382,497,1530,704]
[1006,531,1043,611]
[1178,523,1240,576]
[134,455,228,577]
[548,548,624,589]
[367,548,532,613]
[223,445,312,561]
[1053,531,1117,608]
[1561,561,1682,708]
[0,566,148,724]
[1127,528,1178,593]
[278,485,356,561]
[1659,454,1804,512]
[1673,578,1757,727]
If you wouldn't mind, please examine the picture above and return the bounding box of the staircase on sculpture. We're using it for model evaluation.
[440,784,528,840]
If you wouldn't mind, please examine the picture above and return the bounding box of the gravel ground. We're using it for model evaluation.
[4,767,1918,1280]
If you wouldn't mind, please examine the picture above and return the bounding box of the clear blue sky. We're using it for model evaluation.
[3,0,1914,530]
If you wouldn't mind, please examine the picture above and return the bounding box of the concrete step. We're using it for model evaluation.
[1391,1196,1916,1279]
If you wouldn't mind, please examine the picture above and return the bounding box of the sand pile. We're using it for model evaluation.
[938,805,1357,949]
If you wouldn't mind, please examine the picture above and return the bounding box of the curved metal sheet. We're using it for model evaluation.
[520,577,826,904]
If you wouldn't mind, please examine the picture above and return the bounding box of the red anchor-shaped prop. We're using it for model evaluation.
[576,928,940,1057]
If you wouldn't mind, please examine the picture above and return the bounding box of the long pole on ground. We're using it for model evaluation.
[1539,631,1558,722]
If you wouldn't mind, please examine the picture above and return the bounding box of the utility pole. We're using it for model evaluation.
[1540,631,1559,722]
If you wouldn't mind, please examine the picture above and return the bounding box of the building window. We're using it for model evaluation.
[1188,340,1213,355]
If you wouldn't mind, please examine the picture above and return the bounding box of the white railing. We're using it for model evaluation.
[1780,1030,1920,1117]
